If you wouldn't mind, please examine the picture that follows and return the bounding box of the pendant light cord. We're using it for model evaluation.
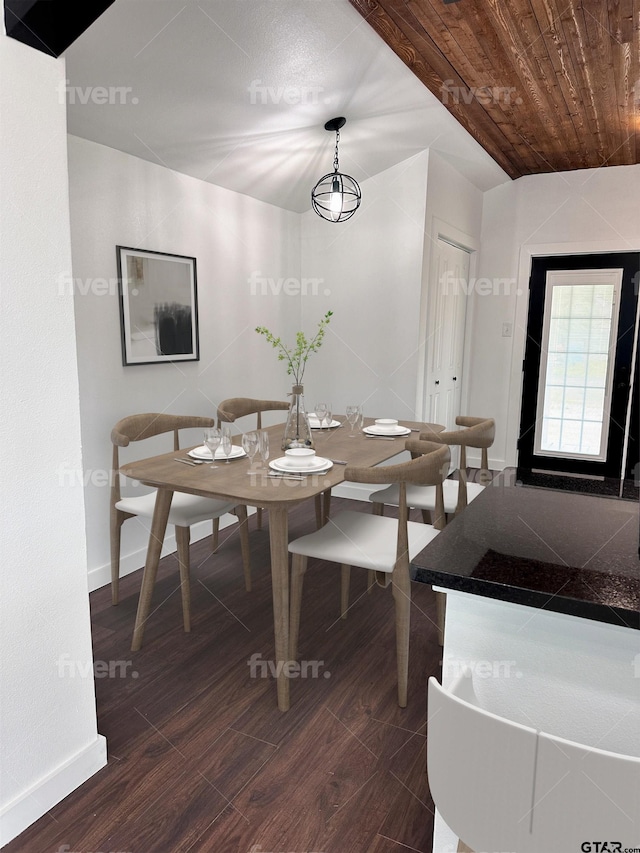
[333,130,340,173]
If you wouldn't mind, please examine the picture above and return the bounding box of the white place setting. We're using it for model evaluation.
[362,418,412,437]
[308,415,341,429]
[269,447,333,475]
[188,444,247,461]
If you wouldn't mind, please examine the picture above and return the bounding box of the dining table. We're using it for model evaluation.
[119,416,445,711]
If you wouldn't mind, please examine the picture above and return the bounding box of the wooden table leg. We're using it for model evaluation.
[131,488,173,652]
[268,505,290,711]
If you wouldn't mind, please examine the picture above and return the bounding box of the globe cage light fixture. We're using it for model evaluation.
[311,117,361,223]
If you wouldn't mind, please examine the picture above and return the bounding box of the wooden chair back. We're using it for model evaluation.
[345,441,450,576]
[216,397,289,429]
[110,413,214,505]
[421,416,495,512]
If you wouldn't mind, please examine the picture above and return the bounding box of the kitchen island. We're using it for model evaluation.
[412,470,640,852]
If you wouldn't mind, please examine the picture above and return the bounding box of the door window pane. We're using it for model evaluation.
[565,353,587,386]
[541,418,561,451]
[536,281,617,459]
[585,353,608,387]
[562,387,584,419]
[584,388,605,420]
[546,352,566,384]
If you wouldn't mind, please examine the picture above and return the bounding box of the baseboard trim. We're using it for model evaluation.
[88,510,252,593]
[0,735,107,847]
[466,452,506,471]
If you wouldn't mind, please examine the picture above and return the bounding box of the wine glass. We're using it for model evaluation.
[346,405,360,437]
[220,424,233,463]
[314,402,328,428]
[242,430,259,470]
[203,427,221,468]
[258,430,270,468]
[323,402,333,429]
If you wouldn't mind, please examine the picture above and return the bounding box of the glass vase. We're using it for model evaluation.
[282,384,315,450]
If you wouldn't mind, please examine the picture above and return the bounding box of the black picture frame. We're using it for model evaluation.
[116,246,199,365]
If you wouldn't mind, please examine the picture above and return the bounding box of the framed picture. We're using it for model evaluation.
[116,246,199,365]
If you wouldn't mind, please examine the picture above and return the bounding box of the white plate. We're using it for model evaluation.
[309,418,341,429]
[269,457,333,474]
[188,444,247,460]
[363,425,411,437]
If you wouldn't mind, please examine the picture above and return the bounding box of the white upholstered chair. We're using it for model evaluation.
[288,440,450,707]
[110,413,251,633]
[427,673,640,853]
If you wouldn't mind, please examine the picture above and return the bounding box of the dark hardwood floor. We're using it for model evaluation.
[5,497,442,853]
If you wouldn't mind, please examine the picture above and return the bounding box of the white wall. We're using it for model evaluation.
[67,136,302,590]
[469,165,640,468]
[300,151,430,420]
[0,37,105,846]
[422,149,484,267]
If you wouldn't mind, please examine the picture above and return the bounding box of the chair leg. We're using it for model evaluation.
[175,526,191,633]
[110,511,123,605]
[236,504,251,592]
[392,566,412,708]
[372,501,384,516]
[435,590,446,646]
[212,517,220,553]
[420,509,431,525]
[256,507,263,530]
[323,488,331,524]
[340,564,351,619]
[290,553,307,660]
[367,569,375,594]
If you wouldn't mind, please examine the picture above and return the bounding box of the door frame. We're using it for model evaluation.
[519,256,637,479]
[505,239,640,469]
[415,216,479,429]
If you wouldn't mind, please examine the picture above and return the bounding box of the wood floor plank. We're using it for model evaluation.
[95,728,278,853]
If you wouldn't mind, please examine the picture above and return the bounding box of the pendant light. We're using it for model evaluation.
[311,117,361,223]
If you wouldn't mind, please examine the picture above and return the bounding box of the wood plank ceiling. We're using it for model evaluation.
[349,0,640,178]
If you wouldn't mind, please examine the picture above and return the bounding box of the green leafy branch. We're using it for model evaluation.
[256,310,333,385]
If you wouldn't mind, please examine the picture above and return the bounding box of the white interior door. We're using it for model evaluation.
[424,238,469,437]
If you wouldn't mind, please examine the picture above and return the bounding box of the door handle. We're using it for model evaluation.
[435,380,440,385]
[452,376,457,381]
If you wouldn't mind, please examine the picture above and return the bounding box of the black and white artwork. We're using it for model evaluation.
[116,246,199,365]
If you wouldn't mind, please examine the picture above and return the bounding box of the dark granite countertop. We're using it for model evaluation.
[411,470,640,630]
